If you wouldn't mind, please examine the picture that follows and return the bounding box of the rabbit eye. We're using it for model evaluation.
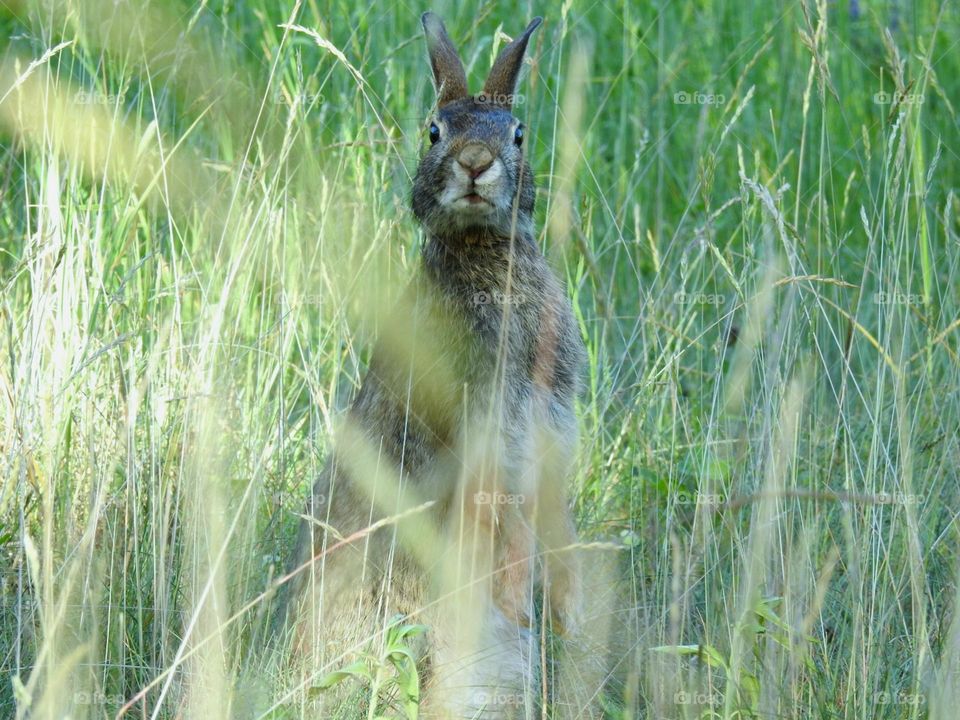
[514,125,524,147]
[429,122,441,144]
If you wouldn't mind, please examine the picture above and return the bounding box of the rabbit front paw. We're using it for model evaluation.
[545,552,582,636]
[492,513,536,628]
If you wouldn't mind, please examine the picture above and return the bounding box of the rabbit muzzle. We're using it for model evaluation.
[439,141,504,212]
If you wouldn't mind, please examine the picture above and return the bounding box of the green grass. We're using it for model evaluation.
[1,0,958,717]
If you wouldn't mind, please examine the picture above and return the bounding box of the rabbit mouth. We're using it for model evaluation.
[461,192,490,205]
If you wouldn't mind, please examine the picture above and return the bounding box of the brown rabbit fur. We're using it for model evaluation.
[283,13,589,718]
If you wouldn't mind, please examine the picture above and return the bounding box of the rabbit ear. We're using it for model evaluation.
[482,17,542,108]
[421,13,469,106]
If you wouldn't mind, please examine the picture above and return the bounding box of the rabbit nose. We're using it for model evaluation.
[457,143,494,179]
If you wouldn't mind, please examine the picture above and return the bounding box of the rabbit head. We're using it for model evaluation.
[412,13,542,242]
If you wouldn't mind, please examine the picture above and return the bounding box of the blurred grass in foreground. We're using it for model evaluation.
[0,0,959,717]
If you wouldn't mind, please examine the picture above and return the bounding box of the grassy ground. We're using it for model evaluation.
[1,0,958,717]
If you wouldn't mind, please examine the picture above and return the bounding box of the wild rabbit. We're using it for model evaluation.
[283,13,589,718]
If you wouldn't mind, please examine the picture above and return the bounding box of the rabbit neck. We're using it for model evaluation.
[420,231,544,300]
[421,227,539,262]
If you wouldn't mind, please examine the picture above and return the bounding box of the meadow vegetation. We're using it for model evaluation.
[0,0,958,717]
